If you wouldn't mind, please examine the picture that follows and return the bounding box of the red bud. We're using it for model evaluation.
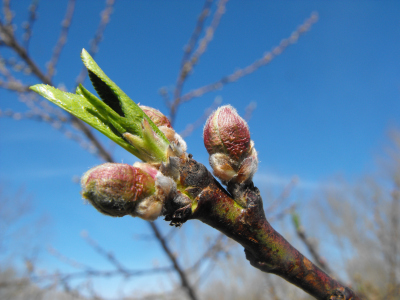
[203,105,250,161]
[81,163,156,217]
[140,105,172,128]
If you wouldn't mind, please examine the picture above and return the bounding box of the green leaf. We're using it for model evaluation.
[80,49,169,144]
[30,49,172,163]
[88,69,125,117]
[29,84,142,158]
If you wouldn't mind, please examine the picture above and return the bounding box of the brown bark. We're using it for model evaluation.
[163,157,361,300]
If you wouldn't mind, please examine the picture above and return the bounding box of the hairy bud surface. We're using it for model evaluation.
[204,105,258,184]
[81,162,176,220]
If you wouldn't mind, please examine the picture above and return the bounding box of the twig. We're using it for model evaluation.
[23,0,39,50]
[179,0,214,74]
[81,232,131,277]
[179,96,222,138]
[266,176,298,216]
[74,0,115,87]
[267,203,296,223]
[0,79,30,92]
[171,0,228,124]
[243,101,257,122]
[291,211,335,276]
[46,0,76,79]
[2,0,13,26]
[189,233,225,272]
[149,222,198,300]
[180,12,319,103]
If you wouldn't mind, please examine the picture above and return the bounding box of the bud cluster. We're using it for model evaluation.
[81,105,191,221]
[203,105,258,184]
[81,162,176,221]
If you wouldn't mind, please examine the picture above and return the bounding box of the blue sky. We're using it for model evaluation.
[1,0,400,296]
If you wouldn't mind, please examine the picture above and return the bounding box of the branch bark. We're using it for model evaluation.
[163,156,362,300]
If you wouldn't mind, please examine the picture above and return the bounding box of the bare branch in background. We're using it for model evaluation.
[178,0,213,75]
[180,12,319,103]
[46,0,76,79]
[243,101,257,122]
[2,0,13,27]
[74,0,115,87]
[1,2,341,299]
[189,233,226,273]
[170,0,228,124]
[292,211,335,276]
[22,0,38,50]
[149,222,198,300]
[0,0,115,161]
[179,96,222,138]
[40,236,174,284]
[266,176,298,216]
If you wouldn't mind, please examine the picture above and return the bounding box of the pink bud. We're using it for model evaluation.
[81,163,156,217]
[204,105,258,184]
[203,105,250,161]
[140,105,172,128]
[140,105,187,152]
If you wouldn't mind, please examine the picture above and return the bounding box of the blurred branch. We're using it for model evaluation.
[46,0,76,79]
[178,0,213,74]
[266,176,298,216]
[171,0,227,124]
[1,3,199,299]
[22,0,39,50]
[44,242,174,283]
[0,20,49,83]
[291,211,335,276]
[180,12,319,104]
[179,96,222,138]
[2,0,13,26]
[189,233,225,272]
[75,0,115,87]
[149,222,198,300]
[243,101,257,122]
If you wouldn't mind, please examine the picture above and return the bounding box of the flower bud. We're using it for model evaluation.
[204,105,250,161]
[204,105,258,184]
[139,105,172,128]
[81,162,176,220]
[140,105,187,153]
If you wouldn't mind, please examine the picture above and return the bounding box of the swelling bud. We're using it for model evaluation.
[81,162,176,220]
[203,105,258,184]
[140,105,187,152]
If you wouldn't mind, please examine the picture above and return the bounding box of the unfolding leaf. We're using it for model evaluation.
[29,84,142,158]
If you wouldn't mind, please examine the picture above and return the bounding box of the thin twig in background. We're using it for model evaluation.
[2,0,12,26]
[0,2,329,299]
[180,12,319,103]
[179,96,222,138]
[74,0,115,87]
[46,0,76,79]
[266,176,298,216]
[243,101,257,122]
[171,0,228,124]
[189,233,225,272]
[267,203,296,223]
[1,3,201,297]
[160,0,213,110]
[22,0,39,50]
[42,241,174,283]
[292,211,335,276]
[265,276,282,300]
[149,222,198,300]
[179,0,213,75]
